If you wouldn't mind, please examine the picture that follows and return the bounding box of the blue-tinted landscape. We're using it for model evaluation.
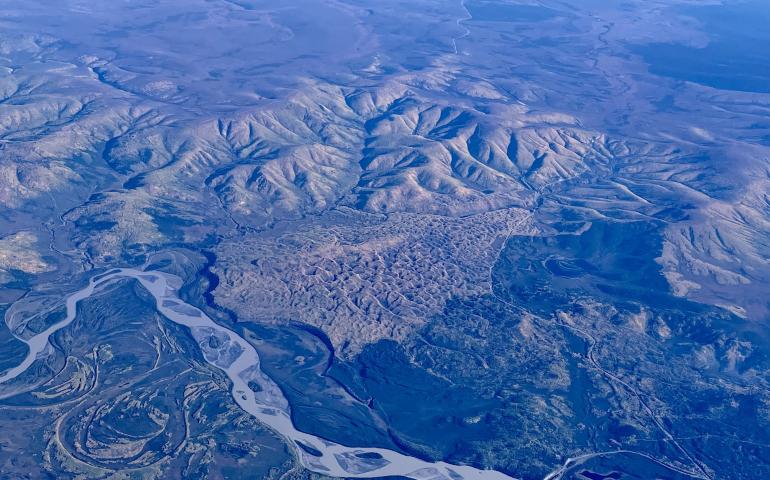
[0,1,768,479]
[632,1,770,93]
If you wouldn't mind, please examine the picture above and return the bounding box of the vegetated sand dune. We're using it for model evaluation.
[214,207,535,356]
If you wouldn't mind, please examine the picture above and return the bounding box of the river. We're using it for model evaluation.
[0,268,515,480]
